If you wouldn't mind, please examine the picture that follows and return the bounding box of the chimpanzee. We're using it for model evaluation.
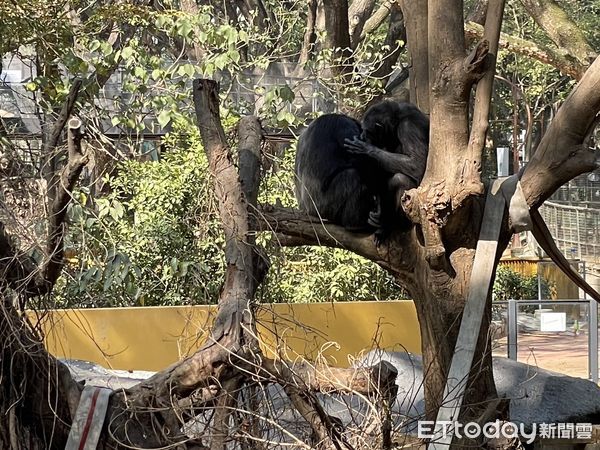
[294,113,377,230]
[345,100,429,238]
[294,101,429,239]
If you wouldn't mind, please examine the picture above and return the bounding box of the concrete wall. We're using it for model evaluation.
[34,301,421,371]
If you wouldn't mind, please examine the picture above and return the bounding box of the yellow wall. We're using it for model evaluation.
[34,301,421,371]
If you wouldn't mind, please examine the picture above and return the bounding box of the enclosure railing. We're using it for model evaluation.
[540,201,600,264]
[493,299,599,382]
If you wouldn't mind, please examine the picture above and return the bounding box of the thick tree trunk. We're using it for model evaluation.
[322,0,353,75]
[299,0,319,65]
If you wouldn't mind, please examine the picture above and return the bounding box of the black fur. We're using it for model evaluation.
[294,114,376,230]
[294,102,429,239]
[347,101,429,238]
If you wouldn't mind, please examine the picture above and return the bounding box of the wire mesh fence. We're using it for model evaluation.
[540,201,600,264]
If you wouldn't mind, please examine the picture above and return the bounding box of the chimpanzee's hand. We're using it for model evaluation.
[344,136,373,155]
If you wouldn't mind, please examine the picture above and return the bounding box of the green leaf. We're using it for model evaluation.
[177,64,195,78]
[89,40,101,52]
[176,18,193,38]
[121,46,135,60]
[158,110,171,128]
[226,49,240,64]
[278,85,295,102]
[151,68,162,80]
[133,66,146,79]
[99,41,113,56]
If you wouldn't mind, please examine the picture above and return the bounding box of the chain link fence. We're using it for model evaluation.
[540,173,600,264]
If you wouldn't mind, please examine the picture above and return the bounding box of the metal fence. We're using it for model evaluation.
[540,201,600,263]
[493,299,598,382]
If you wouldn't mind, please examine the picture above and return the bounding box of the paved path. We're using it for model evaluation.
[494,331,590,379]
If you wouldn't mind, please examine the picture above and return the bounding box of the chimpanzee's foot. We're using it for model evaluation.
[373,227,391,246]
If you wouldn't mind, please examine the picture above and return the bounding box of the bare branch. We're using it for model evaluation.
[261,359,398,397]
[258,205,380,261]
[43,117,88,288]
[0,115,87,298]
[283,386,350,450]
[371,3,406,80]
[42,79,82,157]
[467,0,506,164]
[359,0,393,41]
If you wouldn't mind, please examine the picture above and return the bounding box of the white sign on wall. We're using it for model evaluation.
[540,312,567,332]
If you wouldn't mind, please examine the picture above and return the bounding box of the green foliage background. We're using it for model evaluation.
[56,119,407,307]
[3,0,599,308]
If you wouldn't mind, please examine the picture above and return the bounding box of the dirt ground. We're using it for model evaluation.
[493,331,591,379]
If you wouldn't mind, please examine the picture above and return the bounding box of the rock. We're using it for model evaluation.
[357,350,600,428]
[61,358,154,389]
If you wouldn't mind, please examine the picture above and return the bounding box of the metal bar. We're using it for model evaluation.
[582,262,599,383]
[517,299,591,306]
[590,298,598,383]
[577,211,582,259]
[508,299,518,360]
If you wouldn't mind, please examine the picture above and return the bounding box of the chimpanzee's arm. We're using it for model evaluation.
[344,137,422,176]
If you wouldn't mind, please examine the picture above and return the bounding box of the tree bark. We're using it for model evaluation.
[399,0,501,433]
[466,21,589,79]
[521,55,600,208]
[322,0,354,75]
[348,0,376,48]
[299,0,319,65]
[399,0,429,112]
[359,0,393,41]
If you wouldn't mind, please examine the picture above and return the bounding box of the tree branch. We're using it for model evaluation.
[467,0,506,167]
[521,55,600,209]
[400,0,429,112]
[466,21,586,79]
[41,79,82,158]
[519,0,597,71]
[43,117,88,288]
[348,0,377,48]
[0,115,87,298]
[359,0,393,41]
[258,205,380,261]
[371,3,406,80]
